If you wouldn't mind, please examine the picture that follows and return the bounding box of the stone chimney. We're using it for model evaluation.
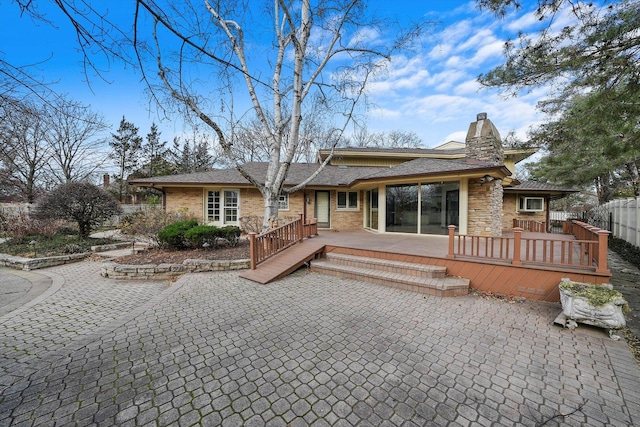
[465,112,504,165]
[103,174,110,189]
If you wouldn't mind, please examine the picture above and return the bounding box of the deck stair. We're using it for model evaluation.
[311,252,469,297]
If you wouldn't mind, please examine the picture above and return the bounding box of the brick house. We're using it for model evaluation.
[129,113,576,236]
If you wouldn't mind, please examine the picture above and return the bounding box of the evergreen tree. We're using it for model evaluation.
[109,117,142,202]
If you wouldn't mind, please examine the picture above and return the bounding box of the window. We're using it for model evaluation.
[519,196,544,212]
[278,192,289,210]
[207,191,220,222]
[224,190,238,222]
[207,189,239,224]
[337,191,358,209]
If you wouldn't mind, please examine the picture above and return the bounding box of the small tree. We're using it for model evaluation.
[35,182,122,239]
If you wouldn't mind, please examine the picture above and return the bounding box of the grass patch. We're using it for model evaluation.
[0,234,120,258]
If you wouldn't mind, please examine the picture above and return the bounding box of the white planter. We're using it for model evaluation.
[559,279,627,330]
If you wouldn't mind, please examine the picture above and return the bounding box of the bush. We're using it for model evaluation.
[609,237,640,269]
[1,211,65,239]
[184,225,220,248]
[34,182,121,239]
[183,225,242,249]
[219,226,241,247]
[119,207,197,246]
[157,219,198,249]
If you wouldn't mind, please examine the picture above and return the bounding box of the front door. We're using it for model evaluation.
[315,191,330,228]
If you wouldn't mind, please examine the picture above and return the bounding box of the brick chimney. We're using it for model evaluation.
[465,112,504,165]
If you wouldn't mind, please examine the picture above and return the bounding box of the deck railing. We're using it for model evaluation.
[513,218,546,233]
[248,213,318,269]
[448,222,610,274]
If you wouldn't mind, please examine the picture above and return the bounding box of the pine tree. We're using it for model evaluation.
[109,117,142,202]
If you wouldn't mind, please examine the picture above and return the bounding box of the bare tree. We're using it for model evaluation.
[0,98,52,202]
[44,97,110,184]
[12,0,427,229]
[346,127,422,148]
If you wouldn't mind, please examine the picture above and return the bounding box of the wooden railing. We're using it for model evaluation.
[248,213,318,269]
[513,218,546,233]
[448,223,610,274]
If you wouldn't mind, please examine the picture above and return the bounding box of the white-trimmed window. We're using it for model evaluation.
[337,191,358,210]
[207,189,239,224]
[519,196,544,212]
[278,192,289,210]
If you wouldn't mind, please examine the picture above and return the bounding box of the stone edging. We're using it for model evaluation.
[0,253,91,271]
[100,258,251,280]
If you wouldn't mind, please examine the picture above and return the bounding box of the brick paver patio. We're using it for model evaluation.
[1,261,639,426]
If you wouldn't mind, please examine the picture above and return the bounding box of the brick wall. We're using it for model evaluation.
[165,187,203,218]
[502,193,547,231]
[329,190,363,230]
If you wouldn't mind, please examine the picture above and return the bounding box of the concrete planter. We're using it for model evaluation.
[559,278,627,330]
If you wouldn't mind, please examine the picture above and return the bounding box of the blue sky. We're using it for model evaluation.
[0,1,566,150]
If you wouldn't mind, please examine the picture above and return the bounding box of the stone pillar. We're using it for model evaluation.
[465,112,504,165]
[465,113,504,236]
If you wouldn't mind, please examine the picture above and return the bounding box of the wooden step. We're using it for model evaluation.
[325,252,447,278]
[311,257,469,297]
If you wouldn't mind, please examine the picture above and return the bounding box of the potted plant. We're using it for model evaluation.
[559,278,628,330]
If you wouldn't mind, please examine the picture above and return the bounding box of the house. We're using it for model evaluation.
[129,113,577,236]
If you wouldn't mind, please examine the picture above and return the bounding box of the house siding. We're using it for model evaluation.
[330,190,363,231]
[502,193,547,230]
[240,188,308,224]
[165,187,203,216]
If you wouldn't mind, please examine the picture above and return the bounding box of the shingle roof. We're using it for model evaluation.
[355,157,508,180]
[129,157,517,189]
[128,163,388,188]
[504,181,579,193]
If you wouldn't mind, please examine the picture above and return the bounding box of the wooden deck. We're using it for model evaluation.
[239,230,611,302]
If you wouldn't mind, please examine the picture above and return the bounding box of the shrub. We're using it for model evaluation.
[183,225,242,249]
[157,219,198,249]
[219,226,241,247]
[119,207,197,246]
[184,225,220,248]
[34,182,121,239]
[2,211,65,239]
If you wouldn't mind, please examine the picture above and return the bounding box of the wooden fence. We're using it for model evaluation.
[448,221,610,274]
[248,213,318,269]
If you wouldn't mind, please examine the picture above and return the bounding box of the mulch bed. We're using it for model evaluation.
[113,240,250,265]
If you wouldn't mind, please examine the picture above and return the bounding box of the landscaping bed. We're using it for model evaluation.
[112,239,250,265]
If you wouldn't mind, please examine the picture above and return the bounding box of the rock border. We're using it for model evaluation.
[0,253,91,271]
[100,258,251,280]
[0,241,136,271]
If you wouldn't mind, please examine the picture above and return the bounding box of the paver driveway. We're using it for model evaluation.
[1,261,639,426]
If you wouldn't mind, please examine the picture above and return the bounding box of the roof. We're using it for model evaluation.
[129,159,510,189]
[353,157,510,181]
[129,163,386,188]
[317,145,538,164]
[504,181,579,199]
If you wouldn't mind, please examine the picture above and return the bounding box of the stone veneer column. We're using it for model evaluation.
[465,113,504,236]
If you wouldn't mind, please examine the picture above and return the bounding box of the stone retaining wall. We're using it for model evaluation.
[101,258,251,280]
[0,253,91,271]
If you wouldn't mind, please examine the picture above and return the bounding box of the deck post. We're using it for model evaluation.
[596,230,611,274]
[249,232,257,270]
[447,225,456,259]
[513,227,523,266]
[298,212,304,242]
